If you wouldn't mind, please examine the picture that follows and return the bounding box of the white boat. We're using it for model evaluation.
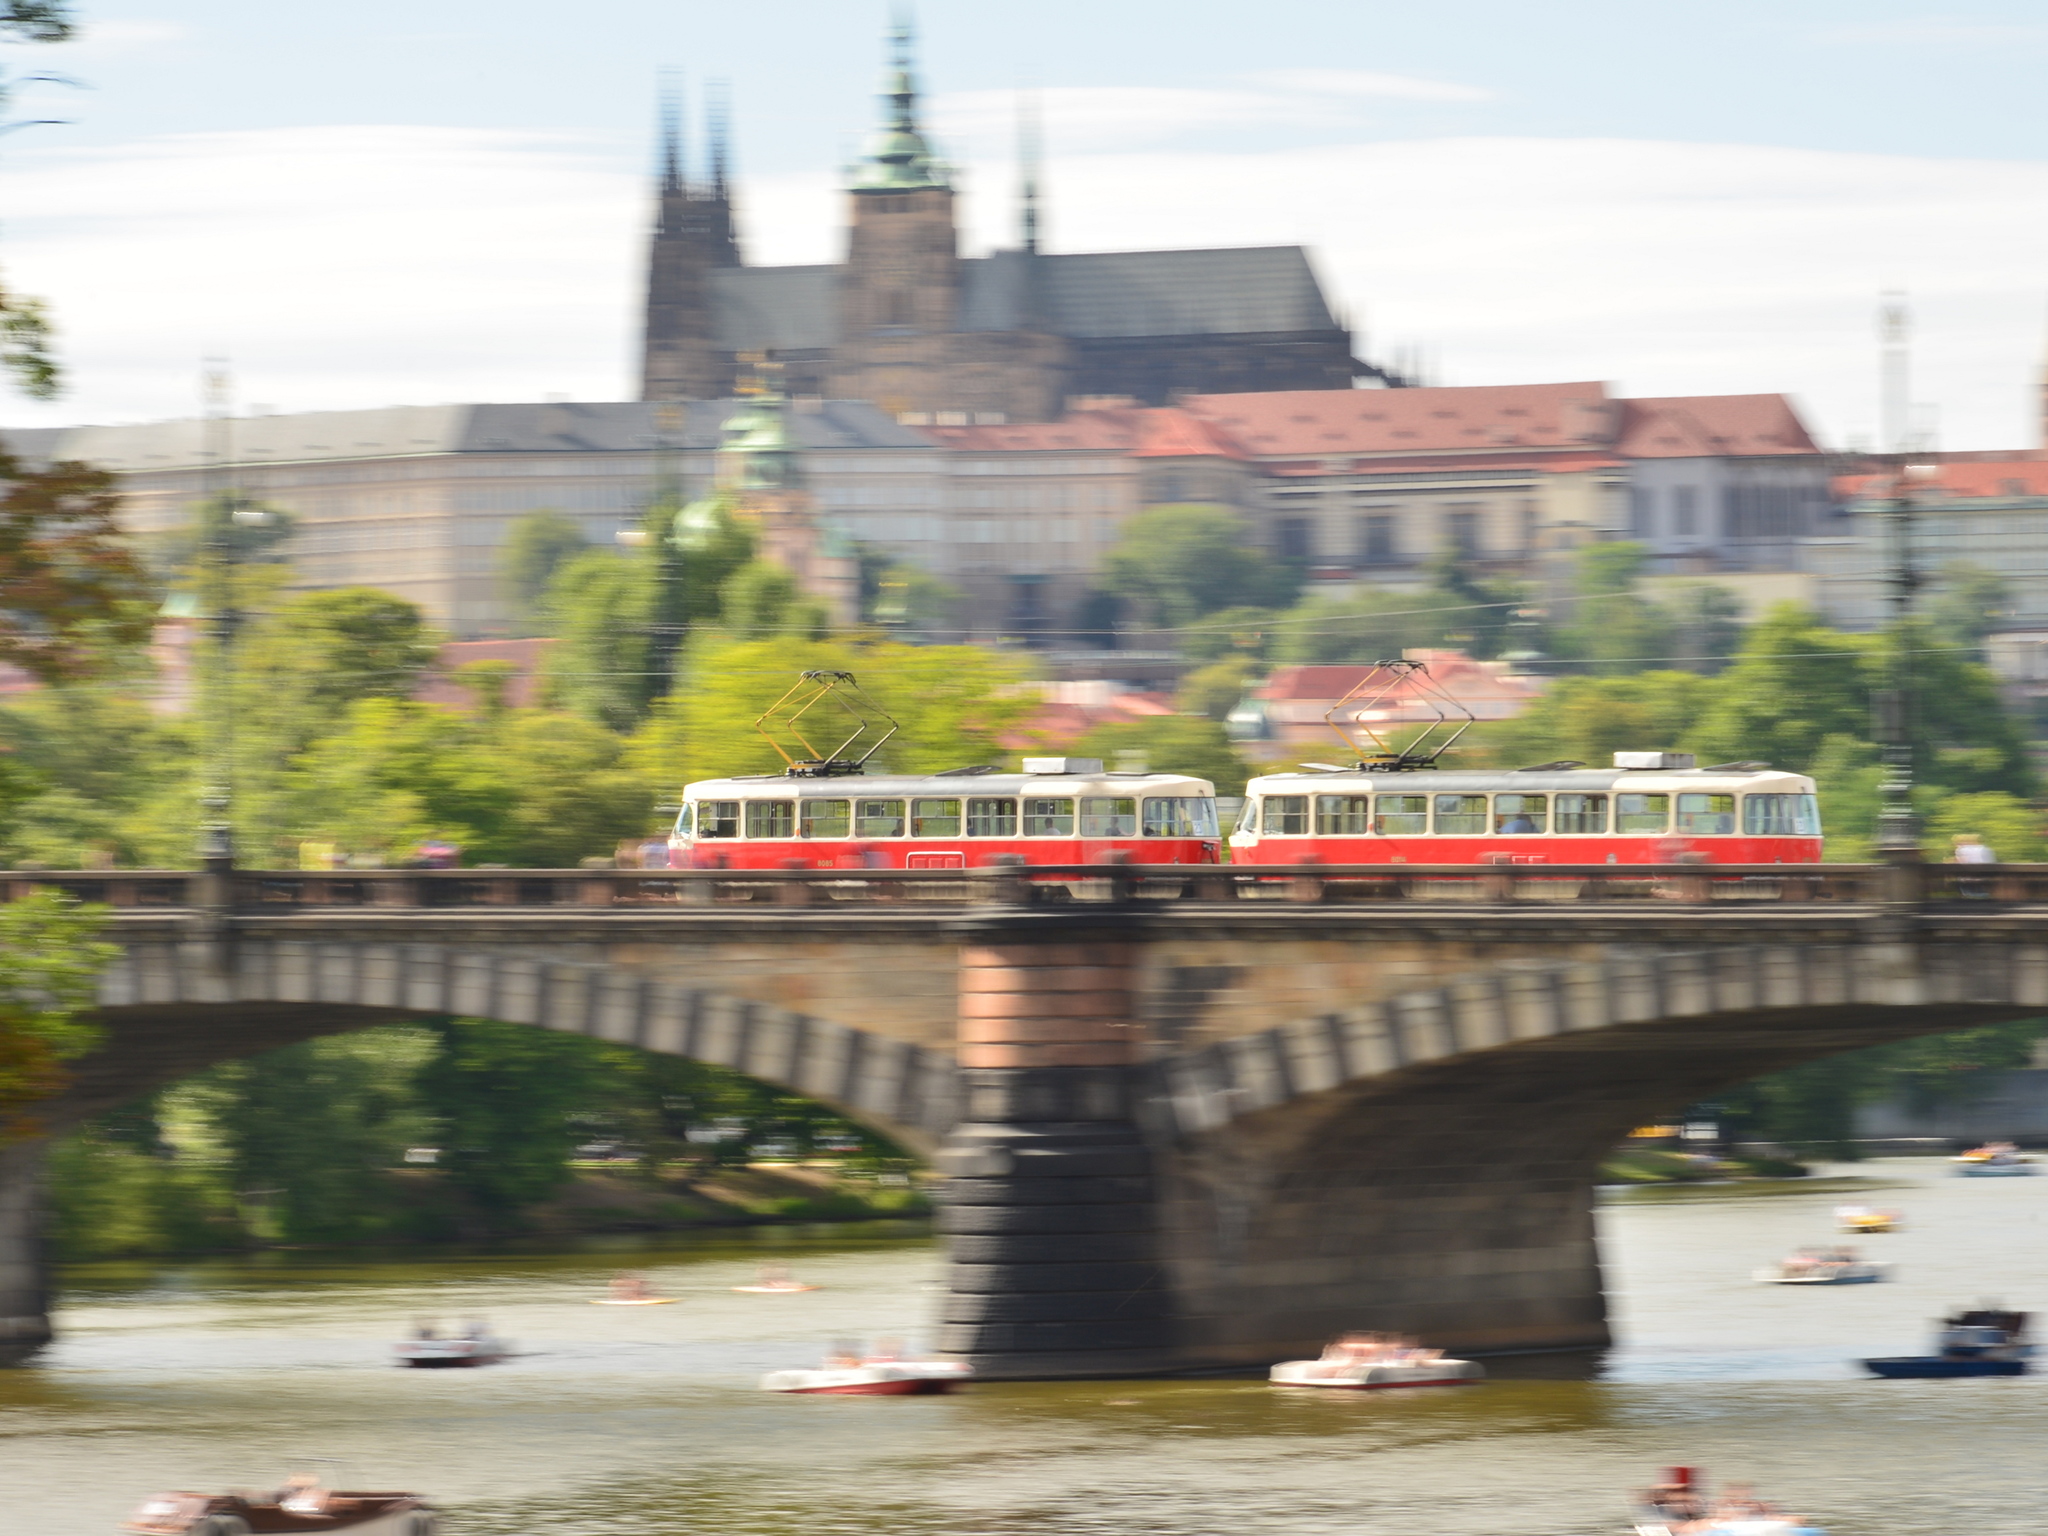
[126,1475,436,1536]
[393,1322,509,1368]
[1268,1332,1484,1389]
[1954,1142,2037,1175]
[1753,1249,1887,1285]
[761,1344,970,1396]
[1634,1467,1826,1536]
[1833,1204,1900,1233]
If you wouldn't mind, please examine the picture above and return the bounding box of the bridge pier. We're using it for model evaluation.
[935,919,1179,1378]
[0,1143,49,1365]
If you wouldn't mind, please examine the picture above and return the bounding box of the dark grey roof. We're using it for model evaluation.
[1032,246,1340,339]
[708,244,1341,351]
[711,265,840,352]
[7,400,935,471]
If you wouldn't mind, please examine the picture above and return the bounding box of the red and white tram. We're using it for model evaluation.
[1231,752,1821,866]
[670,758,1222,871]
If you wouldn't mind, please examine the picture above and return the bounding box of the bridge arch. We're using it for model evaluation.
[1133,941,2047,1367]
[67,937,962,1153]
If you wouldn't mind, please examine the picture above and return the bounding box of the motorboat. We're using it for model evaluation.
[760,1341,971,1395]
[1863,1306,2033,1378]
[592,1271,676,1305]
[1833,1204,1900,1233]
[1954,1143,2037,1177]
[733,1262,819,1294]
[1633,1466,1826,1536]
[1268,1332,1484,1389]
[126,1474,436,1536]
[393,1320,508,1368]
[1753,1248,1888,1285]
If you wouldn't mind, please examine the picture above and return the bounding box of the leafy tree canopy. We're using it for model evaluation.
[496,511,587,631]
[0,454,155,681]
[1101,504,1300,629]
[1073,714,1252,797]
[0,890,114,1143]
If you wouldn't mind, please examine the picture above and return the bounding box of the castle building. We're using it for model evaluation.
[639,22,1385,421]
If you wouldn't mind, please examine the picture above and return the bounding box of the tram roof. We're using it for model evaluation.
[1246,768,1810,792]
[685,772,1217,795]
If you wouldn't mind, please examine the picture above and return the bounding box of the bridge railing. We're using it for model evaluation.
[3,861,2039,910]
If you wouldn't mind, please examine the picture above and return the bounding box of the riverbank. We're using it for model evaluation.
[50,1156,930,1262]
[1600,1147,1810,1184]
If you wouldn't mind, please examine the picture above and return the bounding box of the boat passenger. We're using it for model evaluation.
[276,1475,327,1515]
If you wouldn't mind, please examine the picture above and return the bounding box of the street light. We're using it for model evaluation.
[1872,461,1938,862]
[196,497,270,870]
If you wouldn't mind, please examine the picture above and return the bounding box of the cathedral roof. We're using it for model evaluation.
[707,245,1342,355]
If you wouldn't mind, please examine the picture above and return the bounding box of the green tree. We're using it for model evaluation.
[1688,605,1874,772]
[1177,656,1259,722]
[1425,545,1528,660]
[1473,671,1719,771]
[239,587,439,730]
[629,636,1034,790]
[0,890,115,1143]
[541,549,654,731]
[1922,791,2048,863]
[1924,561,2013,661]
[718,560,826,641]
[1176,604,1281,665]
[487,709,653,866]
[1101,505,1299,629]
[1550,542,1675,675]
[1270,590,1448,667]
[283,699,516,864]
[496,511,587,630]
[188,1026,435,1243]
[415,1017,623,1220]
[1073,715,1251,796]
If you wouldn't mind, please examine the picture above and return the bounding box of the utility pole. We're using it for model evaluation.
[1873,460,1933,865]
[195,361,269,872]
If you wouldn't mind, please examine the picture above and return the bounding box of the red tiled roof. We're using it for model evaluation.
[1262,451,1622,477]
[1835,460,2048,502]
[1177,382,1616,458]
[1615,394,1820,458]
[921,407,1247,460]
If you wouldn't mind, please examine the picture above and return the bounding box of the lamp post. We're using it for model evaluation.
[1872,461,1936,864]
[195,492,269,871]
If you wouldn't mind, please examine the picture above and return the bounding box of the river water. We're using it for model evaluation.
[7,1157,2047,1536]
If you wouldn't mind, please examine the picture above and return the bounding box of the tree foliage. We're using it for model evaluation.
[0,890,115,1143]
[497,511,587,630]
[0,454,155,680]
[1101,505,1299,629]
[1073,715,1251,796]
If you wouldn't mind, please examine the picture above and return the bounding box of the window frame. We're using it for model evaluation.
[1492,792,1547,835]
[1675,792,1736,836]
[1314,794,1373,836]
[1553,793,1608,835]
[697,800,741,839]
[744,800,796,839]
[800,799,852,840]
[1616,793,1670,835]
[1432,793,1489,836]
[966,797,1019,838]
[1374,794,1427,836]
[1079,796,1138,839]
[910,797,962,838]
[1022,797,1075,837]
[1262,795,1310,836]
[854,798,906,838]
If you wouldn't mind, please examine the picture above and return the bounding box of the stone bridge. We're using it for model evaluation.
[4,862,2043,1376]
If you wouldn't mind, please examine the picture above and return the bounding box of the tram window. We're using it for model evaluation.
[855,799,905,837]
[1374,795,1426,835]
[967,798,1018,837]
[1234,799,1258,834]
[1553,794,1607,834]
[1676,792,1735,835]
[672,803,694,837]
[1264,796,1309,835]
[1314,795,1372,835]
[745,800,795,839]
[698,801,740,839]
[1022,797,1075,836]
[1616,793,1669,834]
[1080,797,1138,838]
[1494,793,1547,834]
[801,799,851,839]
[1433,795,1488,835]
[1743,793,1821,836]
[911,798,961,837]
[1144,798,1220,837]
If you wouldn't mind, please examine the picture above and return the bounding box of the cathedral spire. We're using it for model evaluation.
[708,77,731,201]
[1017,90,1042,255]
[851,11,947,191]
[658,72,685,196]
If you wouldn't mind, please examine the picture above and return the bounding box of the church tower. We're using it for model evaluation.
[640,84,742,402]
[826,20,965,416]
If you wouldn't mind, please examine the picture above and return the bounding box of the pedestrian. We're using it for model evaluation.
[1951,833,1997,864]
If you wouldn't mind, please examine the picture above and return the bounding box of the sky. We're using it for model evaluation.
[7,0,2048,447]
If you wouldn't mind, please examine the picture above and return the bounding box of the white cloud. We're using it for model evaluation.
[53,18,188,52]
[2,124,2044,450]
[1248,69,1493,103]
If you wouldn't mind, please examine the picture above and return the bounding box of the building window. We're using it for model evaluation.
[1276,517,1314,561]
[1445,509,1481,557]
[1519,500,1539,553]
[1358,514,1397,565]
[1630,485,1654,539]
[1674,486,1698,538]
